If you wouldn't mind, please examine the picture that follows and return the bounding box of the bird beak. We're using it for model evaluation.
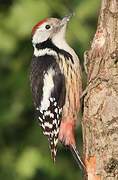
[53,13,74,33]
[60,13,73,26]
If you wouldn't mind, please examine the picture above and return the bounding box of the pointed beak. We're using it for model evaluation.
[60,13,73,26]
[53,13,74,33]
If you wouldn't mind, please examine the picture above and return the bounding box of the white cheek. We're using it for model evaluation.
[32,29,50,44]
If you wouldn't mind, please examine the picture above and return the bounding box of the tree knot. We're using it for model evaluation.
[110,50,118,64]
[104,158,118,173]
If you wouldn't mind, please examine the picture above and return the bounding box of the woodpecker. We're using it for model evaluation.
[30,15,85,170]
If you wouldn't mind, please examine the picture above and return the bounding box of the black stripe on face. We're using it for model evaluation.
[35,39,74,64]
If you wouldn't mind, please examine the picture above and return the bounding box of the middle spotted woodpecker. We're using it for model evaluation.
[30,15,85,170]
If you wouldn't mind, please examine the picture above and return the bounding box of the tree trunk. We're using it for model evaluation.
[82,0,118,179]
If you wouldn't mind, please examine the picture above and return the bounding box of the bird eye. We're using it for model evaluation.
[45,24,51,30]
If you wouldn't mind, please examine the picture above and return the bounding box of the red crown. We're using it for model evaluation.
[32,18,47,35]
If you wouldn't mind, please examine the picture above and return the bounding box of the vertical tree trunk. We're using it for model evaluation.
[82,0,118,179]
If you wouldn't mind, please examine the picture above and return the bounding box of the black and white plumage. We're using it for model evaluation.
[30,16,86,170]
[30,54,66,160]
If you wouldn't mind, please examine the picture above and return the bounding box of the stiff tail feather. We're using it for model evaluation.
[70,145,86,172]
[49,136,58,163]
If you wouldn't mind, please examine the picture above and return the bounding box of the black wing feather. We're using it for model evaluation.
[30,54,65,107]
[30,54,66,161]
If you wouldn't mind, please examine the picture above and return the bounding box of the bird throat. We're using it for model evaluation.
[34,39,74,64]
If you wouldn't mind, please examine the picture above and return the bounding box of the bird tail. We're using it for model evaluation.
[70,145,86,171]
[48,136,58,163]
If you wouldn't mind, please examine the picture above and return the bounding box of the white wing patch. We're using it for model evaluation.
[40,68,55,111]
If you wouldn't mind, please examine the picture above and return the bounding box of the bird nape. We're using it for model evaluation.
[30,15,86,172]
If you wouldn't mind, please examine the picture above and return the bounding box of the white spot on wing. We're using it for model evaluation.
[40,109,43,114]
[53,119,57,125]
[54,129,58,135]
[59,108,62,114]
[44,122,53,129]
[50,97,54,102]
[38,117,43,122]
[44,110,51,116]
[55,108,58,113]
[54,102,57,106]
[43,131,50,136]
[50,113,54,118]
[41,124,45,129]
[54,138,58,146]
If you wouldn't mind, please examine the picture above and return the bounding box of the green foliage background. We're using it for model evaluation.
[0,0,100,179]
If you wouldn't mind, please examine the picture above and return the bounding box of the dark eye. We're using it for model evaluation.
[45,24,51,29]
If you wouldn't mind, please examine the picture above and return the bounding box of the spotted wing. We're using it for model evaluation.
[30,54,66,161]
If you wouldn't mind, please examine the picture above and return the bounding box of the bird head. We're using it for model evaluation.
[32,15,72,45]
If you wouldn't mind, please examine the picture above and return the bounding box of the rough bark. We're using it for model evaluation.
[82,0,118,179]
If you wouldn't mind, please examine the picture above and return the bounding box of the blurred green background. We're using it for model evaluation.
[0,0,100,179]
